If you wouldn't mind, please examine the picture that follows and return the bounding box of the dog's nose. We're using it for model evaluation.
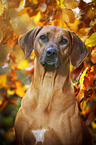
[47,46,57,57]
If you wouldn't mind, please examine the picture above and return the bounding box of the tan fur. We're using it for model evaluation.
[15,26,92,145]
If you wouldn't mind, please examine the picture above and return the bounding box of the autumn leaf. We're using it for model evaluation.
[26,63,34,75]
[62,8,75,23]
[83,75,94,91]
[63,0,79,9]
[10,52,17,63]
[79,67,88,89]
[8,0,20,8]
[87,7,95,19]
[0,100,8,112]
[91,47,96,64]
[0,74,7,88]
[76,89,84,104]
[34,12,41,25]
[0,1,4,15]
[7,89,15,95]
[15,80,25,97]
[17,59,29,70]
[56,0,65,9]
[91,119,96,129]
[85,32,96,47]
[81,101,87,115]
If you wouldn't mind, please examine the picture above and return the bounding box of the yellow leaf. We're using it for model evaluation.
[18,59,29,70]
[87,8,95,19]
[32,0,38,4]
[56,0,65,9]
[79,67,88,89]
[82,101,86,112]
[15,81,25,97]
[34,12,41,25]
[92,20,96,27]
[19,0,25,6]
[68,19,80,32]
[7,89,15,95]
[62,8,75,23]
[63,0,79,9]
[0,74,7,88]
[24,85,30,90]
[30,50,35,60]
[91,119,96,129]
[0,100,2,105]
[0,1,4,15]
[70,64,74,72]
[85,32,96,47]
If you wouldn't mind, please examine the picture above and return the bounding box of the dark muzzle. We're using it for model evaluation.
[39,45,61,69]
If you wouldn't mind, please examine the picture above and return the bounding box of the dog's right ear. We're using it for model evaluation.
[18,26,43,58]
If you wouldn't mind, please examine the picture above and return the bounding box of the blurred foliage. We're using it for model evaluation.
[0,0,96,144]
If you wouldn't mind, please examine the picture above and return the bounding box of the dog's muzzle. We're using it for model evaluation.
[39,45,61,69]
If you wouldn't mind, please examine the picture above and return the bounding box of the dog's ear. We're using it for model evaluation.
[18,26,43,58]
[69,32,87,67]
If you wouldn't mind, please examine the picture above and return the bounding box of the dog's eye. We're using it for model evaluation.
[40,35,48,42]
[59,38,68,45]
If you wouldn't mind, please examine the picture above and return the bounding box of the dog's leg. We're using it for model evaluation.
[15,108,29,145]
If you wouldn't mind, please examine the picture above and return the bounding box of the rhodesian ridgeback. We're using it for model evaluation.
[15,25,92,145]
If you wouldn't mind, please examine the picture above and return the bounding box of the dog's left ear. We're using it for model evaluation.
[69,32,87,67]
[18,26,43,58]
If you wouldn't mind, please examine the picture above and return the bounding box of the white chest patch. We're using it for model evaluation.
[32,128,47,143]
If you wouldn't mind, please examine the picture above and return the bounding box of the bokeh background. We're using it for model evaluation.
[0,0,96,144]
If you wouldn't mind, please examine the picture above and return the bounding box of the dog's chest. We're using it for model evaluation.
[23,103,82,145]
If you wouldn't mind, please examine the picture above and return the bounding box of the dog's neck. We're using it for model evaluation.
[22,57,76,115]
[29,57,76,113]
[33,57,75,99]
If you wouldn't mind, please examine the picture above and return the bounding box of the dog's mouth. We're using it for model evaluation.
[39,56,61,69]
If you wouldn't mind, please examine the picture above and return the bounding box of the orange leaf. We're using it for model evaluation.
[9,100,17,105]
[10,52,17,63]
[18,8,29,16]
[88,74,94,86]
[83,73,94,91]
[91,47,96,64]
[26,63,34,75]
[0,100,8,112]
[83,76,90,91]
[15,80,25,97]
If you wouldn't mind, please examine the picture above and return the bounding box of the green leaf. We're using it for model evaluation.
[85,32,96,47]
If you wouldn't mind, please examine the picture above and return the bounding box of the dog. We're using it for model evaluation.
[15,25,92,145]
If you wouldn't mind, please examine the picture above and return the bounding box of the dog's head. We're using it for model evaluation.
[18,25,87,68]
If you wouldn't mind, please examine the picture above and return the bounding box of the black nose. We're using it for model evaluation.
[47,46,57,57]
